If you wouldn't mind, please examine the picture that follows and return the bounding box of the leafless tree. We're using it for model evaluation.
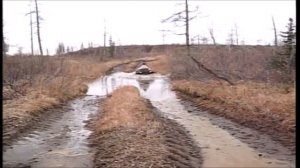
[161,0,200,55]
[234,23,239,45]
[208,28,216,45]
[162,0,234,85]
[34,0,43,55]
[159,29,171,45]
[109,35,115,57]
[103,19,107,56]
[272,16,278,46]
[227,29,234,45]
[25,3,35,56]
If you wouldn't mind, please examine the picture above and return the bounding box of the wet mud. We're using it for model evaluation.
[3,96,102,168]
[3,66,295,168]
[86,71,295,168]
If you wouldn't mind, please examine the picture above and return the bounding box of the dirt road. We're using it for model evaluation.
[3,64,295,167]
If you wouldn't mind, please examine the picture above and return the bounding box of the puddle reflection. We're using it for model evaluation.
[86,72,176,101]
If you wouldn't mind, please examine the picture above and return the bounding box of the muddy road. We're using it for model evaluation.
[3,68,295,167]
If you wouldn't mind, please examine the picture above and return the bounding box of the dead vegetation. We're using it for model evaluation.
[172,80,295,151]
[89,86,202,168]
[146,55,171,75]
[3,55,129,144]
[170,45,290,83]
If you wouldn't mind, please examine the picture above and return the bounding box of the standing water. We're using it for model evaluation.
[87,71,295,168]
[4,71,295,167]
[3,96,101,167]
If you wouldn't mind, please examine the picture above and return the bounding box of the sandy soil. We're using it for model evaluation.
[88,86,203,168]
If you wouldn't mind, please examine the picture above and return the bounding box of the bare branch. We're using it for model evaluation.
[161,10,185,23]
[174,33,186,35]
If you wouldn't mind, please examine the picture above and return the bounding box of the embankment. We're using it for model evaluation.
[172,80,295,153]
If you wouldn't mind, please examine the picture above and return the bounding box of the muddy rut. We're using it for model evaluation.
[3,63,295,168]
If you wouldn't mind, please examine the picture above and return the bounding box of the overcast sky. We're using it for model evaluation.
[3,0,296,55]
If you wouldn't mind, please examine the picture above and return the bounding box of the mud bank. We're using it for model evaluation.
[88,86,203,168]
[3,95,102,167]
[175,90,295,154]
[3,95,85,149]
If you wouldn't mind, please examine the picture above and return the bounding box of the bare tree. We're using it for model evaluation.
[103,19,107,55]
[234,23,239,45]
[34,0,43,55]
[56,43,65,54]
[162,0,234,85]
[109,35,115,57]
[208,28,216,45]
[161,0,200,55]
[185,0,190,53]
[227,29,234,45]
[272,16,278,46]
[25,3,35,56]
[159,29,171,45]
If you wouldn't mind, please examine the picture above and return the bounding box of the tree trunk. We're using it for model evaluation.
[185,0,190,55]
[209,28,216,45]
[35,0,43,56]
[272,16,278,46]
[30,11,34,55]
[234,24,239,45]
[190,56,234,85]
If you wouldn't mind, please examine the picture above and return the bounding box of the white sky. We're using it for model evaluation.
[3,0,296,55]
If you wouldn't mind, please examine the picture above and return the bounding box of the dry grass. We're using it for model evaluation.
[3,55,131,144]
[90,86,203,167]
[172,80,295,149]
[96,86,160,131]
[172,80,295,117]
[92,86,169,167]
[146,55,171,75]
[3,57,124,118]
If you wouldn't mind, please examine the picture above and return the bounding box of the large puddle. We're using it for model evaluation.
[4,71,295,168]
[87,71,295,168]
[3,96,101,167]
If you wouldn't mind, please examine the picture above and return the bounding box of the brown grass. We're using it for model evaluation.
[92,86,169,167]
[3,57,124,117]
[90,86,203,167]
[172,80,295,117]
[96,86,160,131]
[172,80,295,150]
[2,55,131,144]
[146,55,171,75]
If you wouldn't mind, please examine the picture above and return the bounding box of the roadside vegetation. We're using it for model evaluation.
[3,54,128,144]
